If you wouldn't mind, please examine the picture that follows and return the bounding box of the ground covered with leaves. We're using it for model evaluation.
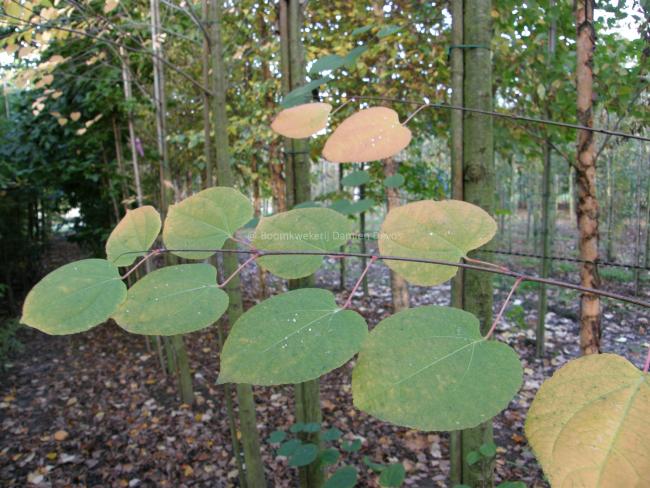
[1,229,649,487]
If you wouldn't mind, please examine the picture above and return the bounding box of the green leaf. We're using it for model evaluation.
[288,443,319,467]
[21,259,127,335]
[496,483,526,488]
[319,448,340,466]
[163,187,253,260]
[351,25,372,36]
[280,77,331,108]
[347,198,374,214]
[112,264,228,336]
[378,200,496,286]
[377,24,402,38]
[341,439,362,452]
[324,466,358,488]
[106,206,161,266]
[479,441,497,458]
[466,451,481,466]
[352,306,523,431]
[344,45,369,68]
[303,422,321,433]
[329,199,354,214]
[363,456,386,473]
[383,174,405,189]
[294,201,322,209]
[278,439,302,457]
[379,463,406,487]
[219,288,367,385]
[252,208,353,279]
[322,427,343,441]
[310,54,346,75]
[290,422,305,433]
[268,430,287,444]
[341,170,370,187]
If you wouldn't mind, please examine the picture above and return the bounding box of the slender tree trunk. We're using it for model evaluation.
[460,0,496,486]
[111,115,129,211]
[449,0,464,483]
[211,1,266,485]
[359,168,369,297]
[384,157,409,311]
[575,0,600,355]
[280,2,323,487]
[536,0,557,358]
[605,151,615,262]
[202,0,213,189]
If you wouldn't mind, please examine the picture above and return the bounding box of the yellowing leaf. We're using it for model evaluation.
[57,117,68,126]
[525,354,650,487]
[322,107,412,163]
[70,111,81,121]
[270,102,332,138]
[53,430,69,441]
[103,0,119,13]
[106,206,161,266]
[76,128,87,135]
[51,91,63,99]
[378,200,496,285]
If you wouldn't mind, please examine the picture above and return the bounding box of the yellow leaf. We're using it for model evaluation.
[322,107,412,163]
[57,118,67,126]
[525,354,650,487]
[51,91,63,99]
[70,111,81,121]
[76,128,87,135]
[46,452,57,460]
[270,102,332,139]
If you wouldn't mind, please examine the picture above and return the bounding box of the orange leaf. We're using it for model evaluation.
[271,102,332,138]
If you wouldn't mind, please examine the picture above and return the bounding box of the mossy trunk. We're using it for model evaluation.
[211,1,266,485]
[280,2,323,487]
[457,0,496,486]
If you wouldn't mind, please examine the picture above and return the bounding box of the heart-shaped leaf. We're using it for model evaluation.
[280,77,331,108]
[525,354,650,487]
[21,259,127,335]
[163,187,253,260]
[106,206,161,266]
[383,174,405,188]
[271,102,332,139]
[112,264,227,336]
[352,305,522,431]
[219,288,367,385]
[323,107,412,163]
[309,54,346,75]
[378,200,496,285]
[252,207,352,279]
[324,466,358,488]
[341,170,370,187]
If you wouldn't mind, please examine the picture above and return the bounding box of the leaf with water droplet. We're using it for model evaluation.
[112,264,228,335]
[378,200,496,285]
[252,208,352,279]
[525,354,650,487]
[352,305,522,431]
[21,259,127,335]
[163,187,253,260]
[106,206,161,266]
[219,288,367,385]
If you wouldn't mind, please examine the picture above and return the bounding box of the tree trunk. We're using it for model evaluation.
[575,0,601,355]
[449,0,464,483]
[460,0,496,486]
[384,157,409,311]
[536,0,557,358]
[339,165,346,290]
[150,0,194,404]
[280,2,323,487]
[201,0,213,189]
[210,1,266,485]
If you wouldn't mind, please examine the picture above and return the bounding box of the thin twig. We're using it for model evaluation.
[218,254,259,289]
[114,248,650,309]
[485,277,524,339]
[334,95,650,143]
[343,255,377,309]
[120,250,159,279]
